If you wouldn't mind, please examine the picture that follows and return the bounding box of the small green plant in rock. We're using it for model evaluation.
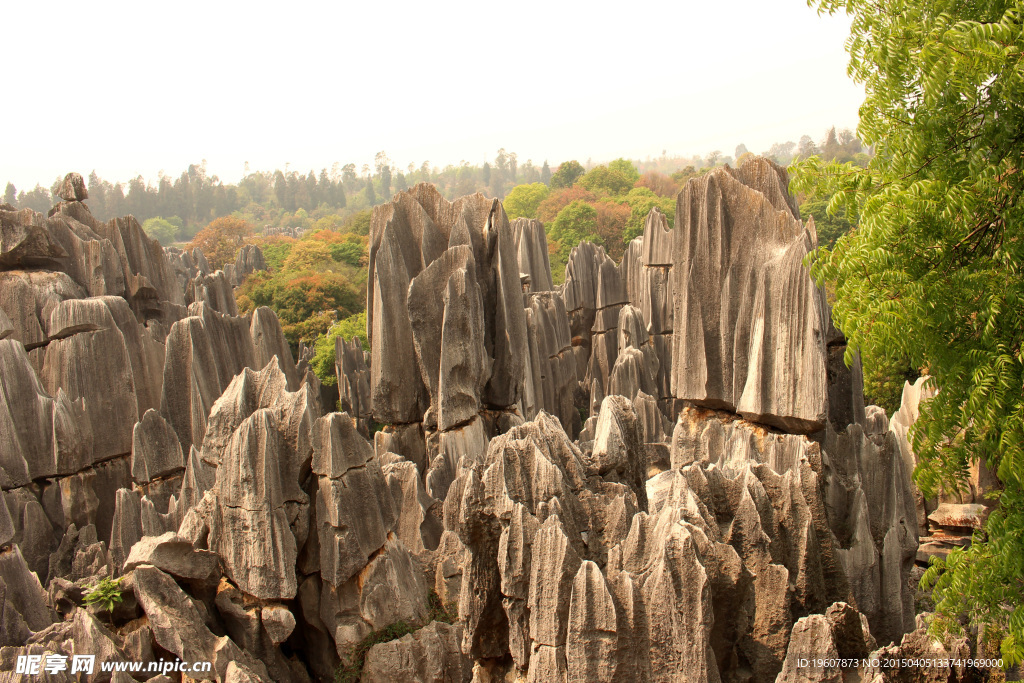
[333,592,463,681]
[335,621,416,683]
[83,576,124,613]
[427,589,457,624]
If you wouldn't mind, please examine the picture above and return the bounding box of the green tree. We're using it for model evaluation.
[549,200,600,261]
[579,159,640,197]
[550,160,585,189]
[621,188,676,245]
[541,161,552,185]
[797,0,1024,662]
[310,310,369,386]
[503,183,550,219]
[344,209,372,236]
[798,194,853,249]
[3,182,15,206]
[141,216,180,245]
[365,177,377,206]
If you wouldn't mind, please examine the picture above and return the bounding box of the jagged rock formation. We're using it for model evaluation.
[0,175,322,682]
[671,159,827,433]
[232,244,267,284]
[889,377,998,564]
[335,336,371,434]
[522,291,579,434]
[620,206,674,409]
[0,163,924,683]
[562,242,628,407]
[512,217,553,293]
[361,622,470,682]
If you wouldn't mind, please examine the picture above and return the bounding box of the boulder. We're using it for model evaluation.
[122,531,219,580]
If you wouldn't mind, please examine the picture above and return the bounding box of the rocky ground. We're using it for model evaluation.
[0,164,1007,681]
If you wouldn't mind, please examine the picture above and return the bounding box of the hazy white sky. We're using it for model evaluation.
[2,0,861,190]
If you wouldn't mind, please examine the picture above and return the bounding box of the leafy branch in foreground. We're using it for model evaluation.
[798,0,1024,664]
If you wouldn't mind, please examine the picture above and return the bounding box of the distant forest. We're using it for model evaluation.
[3,128,868,245]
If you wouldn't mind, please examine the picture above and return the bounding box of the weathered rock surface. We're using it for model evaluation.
[234,244,267,283]
[672,162,827,433]
[336,336,371,424]
[312,412,395,585]
[250,306,300,392]
[361,621,471,683]
[522,291,579,434]
[0,545,52,645]
[0,339,92,486]
[862,620,970,682]
[160,303,256,452]
[512,218,553,293]
[368,184,528,427]
[132,565,270,681]
[123,531,219,579]
[131,409,184,485]
[57,173,88,202]
[187,270,238,316]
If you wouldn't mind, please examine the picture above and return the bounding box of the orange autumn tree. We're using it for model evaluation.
[189,216,254,269]
[536,186,597,224]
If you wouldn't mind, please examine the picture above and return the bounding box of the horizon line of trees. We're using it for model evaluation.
[2,126,868,243]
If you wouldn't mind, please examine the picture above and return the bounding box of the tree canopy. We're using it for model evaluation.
[550,160,585,189]
[796,0,1024,662]
[503,183,550,219]
[189,216,254,269]
[141,216,182,246]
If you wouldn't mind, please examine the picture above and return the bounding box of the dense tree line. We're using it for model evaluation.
[3,129,864,246]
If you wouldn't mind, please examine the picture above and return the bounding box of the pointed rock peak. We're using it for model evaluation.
[57,173,88,202]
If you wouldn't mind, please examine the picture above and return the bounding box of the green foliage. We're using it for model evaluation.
[256,237,296,271]
[311,310,368,386]
[549,200,600,261]
[798,0,1024,663]
[550,160,585,189]
[863,353,920,415]
[284,240,333,272]
[83,577,124,614]
[329,240,365,268]
[608,158,640,185]
[237,267,363,347]
[799,194,854,249]
[141,216,181,245]
[621,187,676,245]
[345,209,372,236]
[312,214,346,232]
[578,159,640,196]
[503,183,550,219]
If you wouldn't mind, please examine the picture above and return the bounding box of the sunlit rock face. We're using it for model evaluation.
[671,159,828,434]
